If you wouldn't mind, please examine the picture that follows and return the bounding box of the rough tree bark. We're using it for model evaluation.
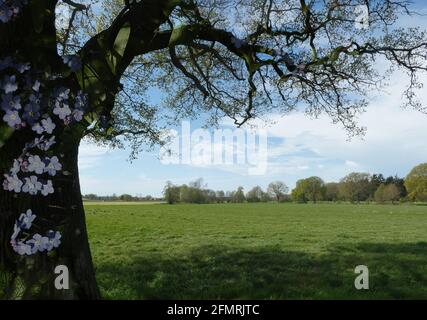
[0,132,100,299]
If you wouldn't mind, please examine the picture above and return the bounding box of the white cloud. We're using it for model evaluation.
[345,160,360,168]
[78,141,111,170]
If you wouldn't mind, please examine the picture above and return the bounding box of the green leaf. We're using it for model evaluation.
[105,25,131,75]
[0,125,14,148]
[114,25,131,58]
[168,25,198,46]
[169,27,185,46]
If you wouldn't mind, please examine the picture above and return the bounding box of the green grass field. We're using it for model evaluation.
[85,203,427,300]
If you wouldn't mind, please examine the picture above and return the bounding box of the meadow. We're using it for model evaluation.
[85,202,427,300]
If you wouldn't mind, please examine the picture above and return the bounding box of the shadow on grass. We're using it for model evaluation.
[95,242,427,300]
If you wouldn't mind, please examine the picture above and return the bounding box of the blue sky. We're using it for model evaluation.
[78,1,427,197]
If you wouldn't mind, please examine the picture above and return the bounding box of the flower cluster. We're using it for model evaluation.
[0,56,89,256]
[0,56,88,130]
[3,153,61,196]
[1,56,90,199]
[10,209,62,256]
[52,87,87,125]
[0,0,27,23]
[28,135,56,152]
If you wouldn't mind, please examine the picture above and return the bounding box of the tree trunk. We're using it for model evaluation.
[0,133,100,299]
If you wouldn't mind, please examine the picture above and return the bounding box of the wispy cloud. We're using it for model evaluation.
[78,141,111,170]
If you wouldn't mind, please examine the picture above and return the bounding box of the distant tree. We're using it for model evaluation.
[119,194,134,201]
[291,181,307,203]
[192,188,207,204]
[232,187,246,203]
[325,182,340,202]
[385,175,408,198]
[246,186,264,203]
[306,177,326,203]
[405,163,427,201]
[260,191,272,203]
[179,184,190,203]
[292,177,326,203]
[375,184,401,204]
[216,190,226,203]
[180,184,205,203]
[163,181,180,204]
[339,173,371,203]
[374,184,385,203]
[84,194,99,201]
[384,184,401,204]
[369,174,386,199]
[204,189,217,203]
[267,181,289,203]
[280,194,292,203]
[175,178,209,203]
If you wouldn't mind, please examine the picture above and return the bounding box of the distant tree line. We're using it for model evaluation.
[163,163,427,205]
[163,179,291,204]
[291,163,427,203]
[83,194,161,202]
[292,173,407,204]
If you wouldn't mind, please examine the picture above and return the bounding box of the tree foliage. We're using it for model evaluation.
[325,182,340,202]
[374,183,400,203]
[267,181,289,203]
[292,176,326,203]
[338,172,371,202]
[39,0,427,156]
[232,186,246,203]
[405,163,427,201]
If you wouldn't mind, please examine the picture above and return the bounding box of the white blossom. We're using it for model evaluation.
[36,136,56,151]
[50,231,62,248]
[43,136,56,151]
[1,75,18,93]
[73,109,84,122]
[41,117,55,134]
[22,175,42,195]
[3,174,23,193]
[53,102,71,120]
[53,87,70,101]
[2,110,21,127]
[12,241,32,256]
[11,223,20,241]
[28,155,45,174]
[10,159,21,175]
[45,156,62,176]
[41,180,54,196]
[10,210,62,255]
[27,234,50,253]
[32,80,41,92]
[19,209,36,230]
[32,122,44,134]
